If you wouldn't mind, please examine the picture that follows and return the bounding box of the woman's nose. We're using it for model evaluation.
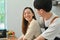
[25,13,28,16]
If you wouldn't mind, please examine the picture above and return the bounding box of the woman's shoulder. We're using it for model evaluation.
[31,19,39,25]
[29,19,40,28]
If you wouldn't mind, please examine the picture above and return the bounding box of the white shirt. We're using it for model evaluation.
[24,19,42,40]
[41,13,60,40]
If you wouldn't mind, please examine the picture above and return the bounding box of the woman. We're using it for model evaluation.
[18,7,42,40]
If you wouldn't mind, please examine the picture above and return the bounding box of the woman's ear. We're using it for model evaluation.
[32,13,34,17]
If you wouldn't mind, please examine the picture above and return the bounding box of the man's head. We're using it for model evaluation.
[34,0,52,12]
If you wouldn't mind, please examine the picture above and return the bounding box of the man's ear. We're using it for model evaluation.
[40,9,44,13]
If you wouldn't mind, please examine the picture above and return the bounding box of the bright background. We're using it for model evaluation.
[2,0,60,38]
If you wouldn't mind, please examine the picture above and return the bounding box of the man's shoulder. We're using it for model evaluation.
[53,17,60,24]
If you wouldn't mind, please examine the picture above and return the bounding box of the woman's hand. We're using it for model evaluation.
[18,37,23,40]
[18,35,24,40]
[23,36,27,40]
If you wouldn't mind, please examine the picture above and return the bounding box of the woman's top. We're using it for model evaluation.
[24,19,42,40]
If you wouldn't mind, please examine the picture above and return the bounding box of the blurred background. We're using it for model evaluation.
[0,0,60,38]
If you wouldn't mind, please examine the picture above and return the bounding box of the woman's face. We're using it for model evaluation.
[24,9,34,22]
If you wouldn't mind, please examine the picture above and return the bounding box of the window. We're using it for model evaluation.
[0,0,5,30]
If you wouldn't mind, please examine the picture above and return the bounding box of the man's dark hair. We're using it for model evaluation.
[34,0,52,12]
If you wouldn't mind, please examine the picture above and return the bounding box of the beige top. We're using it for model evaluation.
[24,19,41,40]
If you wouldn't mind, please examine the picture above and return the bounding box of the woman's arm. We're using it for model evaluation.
[23,20,41,40]
[23,37,27,40]
[23,25,35,40]
[34,35,45,40]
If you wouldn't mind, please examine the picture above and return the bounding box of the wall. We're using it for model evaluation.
[6,0,60,38]
[52,5,60,16]
[6,0,34,37]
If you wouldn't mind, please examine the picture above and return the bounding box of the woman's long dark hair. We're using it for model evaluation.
[22,7,36,35]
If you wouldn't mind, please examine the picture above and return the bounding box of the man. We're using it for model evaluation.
[33,0,60,40]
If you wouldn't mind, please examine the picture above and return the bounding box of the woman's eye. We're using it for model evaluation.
[24,12,31,15]
[28,12,30,14]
